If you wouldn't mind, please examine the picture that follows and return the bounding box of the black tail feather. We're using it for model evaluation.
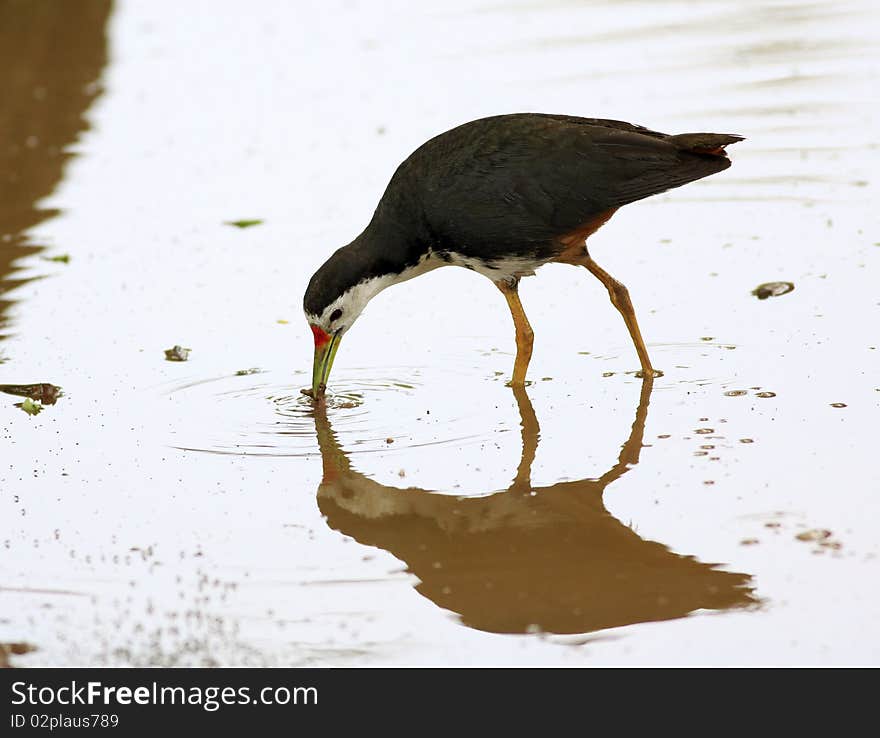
[670,132,745,156]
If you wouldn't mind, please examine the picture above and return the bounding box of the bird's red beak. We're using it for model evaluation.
[310,324,342,399]
[311,324,331,348]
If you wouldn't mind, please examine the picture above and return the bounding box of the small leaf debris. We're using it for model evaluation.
[41,254,71,263]
[235,368,261,376]
[225,219,263,229]
[17,398,43,416]
[752,281,794,300]
[164,345,191,362]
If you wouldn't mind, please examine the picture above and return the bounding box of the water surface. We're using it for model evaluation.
[1,0,878,665]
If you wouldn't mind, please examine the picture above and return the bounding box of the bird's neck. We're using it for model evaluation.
[306,213,435,327]
[347,212,434,294]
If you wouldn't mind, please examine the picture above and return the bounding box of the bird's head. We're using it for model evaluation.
[303,295,357,401]
[303,248,386,399]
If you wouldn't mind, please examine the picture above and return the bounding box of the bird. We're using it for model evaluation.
[303,113,742,398]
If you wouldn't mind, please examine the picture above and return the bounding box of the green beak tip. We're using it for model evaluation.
[311,333,341,399]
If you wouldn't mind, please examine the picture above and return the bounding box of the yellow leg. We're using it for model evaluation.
[572,253,660,378]
[496,279,534,386]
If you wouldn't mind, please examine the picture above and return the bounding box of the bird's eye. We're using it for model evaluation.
[329,308,343,323]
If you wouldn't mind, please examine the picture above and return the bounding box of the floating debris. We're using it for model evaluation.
[795,529,832,542]
[830,402,847,408]
[0,642,36,667]
[277,319,289,324]
[235,368,262,376]
[385,437,394,444]
[755,391,776,398]
[740,538,760,546]
[164,345,191,362]
[0,383,62,405]
[724,389,748,397]
[751,281,795,300]
[225,219,263,229]
[41,254,70,263]
[795,528,843,552]
[17,398,43,416]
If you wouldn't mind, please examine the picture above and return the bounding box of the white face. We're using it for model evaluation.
[304,275,392,337]
[304,254,444,336]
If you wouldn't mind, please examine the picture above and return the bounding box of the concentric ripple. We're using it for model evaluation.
[161,365,500,458]
[585,341,740,390]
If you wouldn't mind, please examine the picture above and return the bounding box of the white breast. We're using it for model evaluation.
[438,251,542,283]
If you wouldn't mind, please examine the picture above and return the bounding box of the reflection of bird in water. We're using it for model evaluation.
[313,379,757,636]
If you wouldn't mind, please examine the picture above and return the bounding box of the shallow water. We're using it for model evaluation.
[1,0,878,665]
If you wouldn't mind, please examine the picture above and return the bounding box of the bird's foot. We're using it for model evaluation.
[634,368,664,379]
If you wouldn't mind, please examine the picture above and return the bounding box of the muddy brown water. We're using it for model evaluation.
[1,0,878,665]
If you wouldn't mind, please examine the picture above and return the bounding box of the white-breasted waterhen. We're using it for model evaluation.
[304,113,742,398]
